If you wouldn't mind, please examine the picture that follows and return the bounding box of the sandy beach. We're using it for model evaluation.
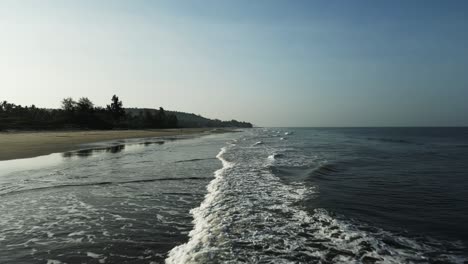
[0,128,223,161]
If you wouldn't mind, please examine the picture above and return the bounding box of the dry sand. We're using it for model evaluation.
[0,128,223,161]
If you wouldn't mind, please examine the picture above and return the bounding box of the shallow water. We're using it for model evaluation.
[0,133,230,263]
[1,128,468,263]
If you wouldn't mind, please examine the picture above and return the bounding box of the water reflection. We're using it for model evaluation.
[142,140,165,146]
[62,145,125,158]
[62,140,168,158]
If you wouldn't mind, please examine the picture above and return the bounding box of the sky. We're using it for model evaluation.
[1,0,467,127]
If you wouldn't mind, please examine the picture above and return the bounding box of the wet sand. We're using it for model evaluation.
[0,128,224,161]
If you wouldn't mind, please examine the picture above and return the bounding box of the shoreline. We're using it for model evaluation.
[0,128,232,161]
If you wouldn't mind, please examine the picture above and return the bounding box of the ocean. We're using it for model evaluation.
[1,128,467,263]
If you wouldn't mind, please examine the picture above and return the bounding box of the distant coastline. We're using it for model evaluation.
[0,128,234,161]
[0,95,253,131]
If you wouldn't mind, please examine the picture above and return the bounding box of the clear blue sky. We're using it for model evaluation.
[1,0,467,126]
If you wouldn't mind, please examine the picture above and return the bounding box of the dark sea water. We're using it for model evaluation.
[1,128,468,263]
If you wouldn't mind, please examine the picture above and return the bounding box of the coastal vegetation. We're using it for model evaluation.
[0,95,252,131]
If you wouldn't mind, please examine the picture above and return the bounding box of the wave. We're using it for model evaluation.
[174,158,216,163]
[253,141,264,146]
[271,162,340,179]
[0,177,211,197]
[292,208,466,263]
[165,134,467,263]
[165,147,233,263]
[267,153,285,161]
[310,163,340,177]
[265,147,321,168]
[366,137,415,144]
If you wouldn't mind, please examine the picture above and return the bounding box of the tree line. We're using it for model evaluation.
[0,95,253,131]
[167,110,253,128]
[0,95,178,130]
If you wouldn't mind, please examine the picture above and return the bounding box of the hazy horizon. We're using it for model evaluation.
[1,0,468,127]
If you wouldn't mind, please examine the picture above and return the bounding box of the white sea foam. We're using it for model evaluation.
[87,252,107,263]
[253,141,264,146]
[165,147,234,264]
[46,260,64,264]
[68,231,85,237]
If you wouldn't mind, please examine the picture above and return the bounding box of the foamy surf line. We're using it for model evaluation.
[164,130,468,264]
[165,147,234,264]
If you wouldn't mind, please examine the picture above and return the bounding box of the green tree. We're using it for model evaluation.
[107,95,125,122]
[167,114,178,128]
[61,97,77,112]
[157,107,166,127]
[76,97,94,112]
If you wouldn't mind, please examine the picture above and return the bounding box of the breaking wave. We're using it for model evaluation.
[165,133,467,264]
